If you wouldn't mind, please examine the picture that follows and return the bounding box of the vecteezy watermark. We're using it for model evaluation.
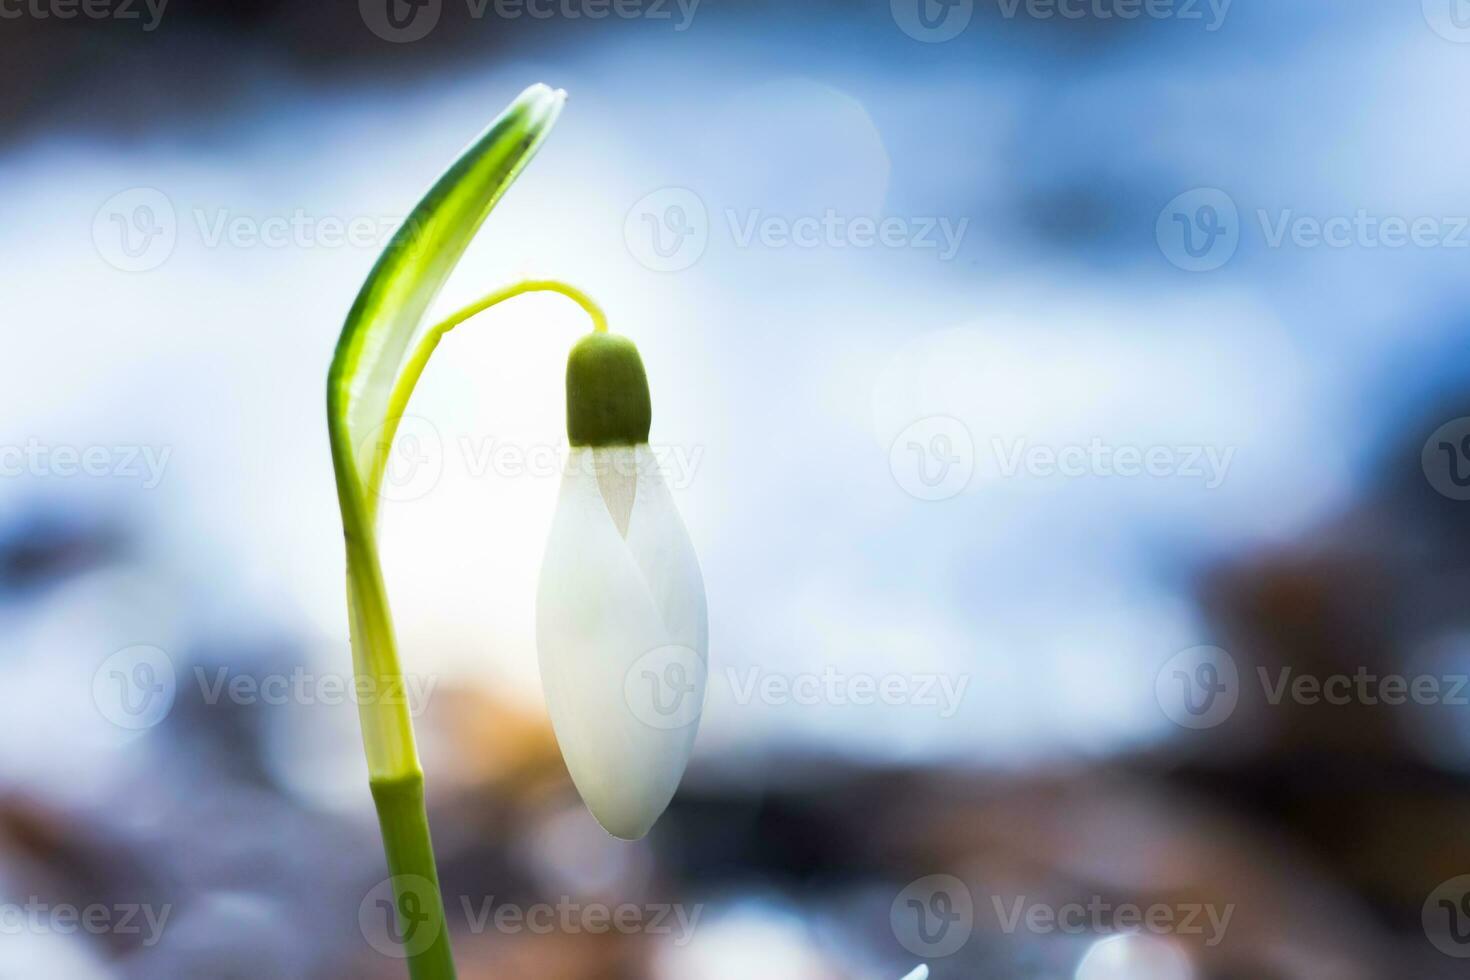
[92,187,412,272]
[1156,646,1239,729]
[0,440,171,489]
[1156,189,1241,272]
[358,879,702,958]
[625,657,972,727]
[1423,0,1470,43]
[988,437,1234,488]
[891,0,1230,43]
[891,876,1230,958]
[359,876,443,959]
[624,645,707,730]
[1158,188,1470,272]
[359,0,698,42]
[357,415,705,504]
[93,647,440,731]
[1157,646,1470,729]
[623,188,969,272]
[0,0,167,30]
[724,211,968,261]
[624,188,709,272]
[357,415,445,504]
[1424,875,1470,958]
[993,0,1231,29]
[890,0,973,42]
[460,895,702,944]
[889,417,976,502]
[723,666,971,718]
[1423,417,1470,501]
[1256,210,1470,251]
[886,419,1234,502]
[479,0,698,28]
[988,894,1233,947]
[891,875,975,957]
[193,667,439,716]
[1258,667,1470,708]
[93,645,177,731]
[93,188,176,273]
[0,898,171,947]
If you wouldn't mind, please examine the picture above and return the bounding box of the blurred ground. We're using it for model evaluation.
[3,1,1470,977]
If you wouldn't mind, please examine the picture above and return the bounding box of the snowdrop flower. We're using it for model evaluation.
[537,331,708,840]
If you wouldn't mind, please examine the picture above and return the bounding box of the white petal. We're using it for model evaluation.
[624,444,708,653]
[535,446,707,840]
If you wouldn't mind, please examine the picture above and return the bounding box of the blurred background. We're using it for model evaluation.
[4,0,1470,976]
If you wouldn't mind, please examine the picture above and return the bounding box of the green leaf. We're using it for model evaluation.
[329,82,565,520]
[326,82,565,783]
[324,82,569,980]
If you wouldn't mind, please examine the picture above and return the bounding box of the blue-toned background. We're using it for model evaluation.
[3,1,1470,976]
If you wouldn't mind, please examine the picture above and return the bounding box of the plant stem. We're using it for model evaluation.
[371,773,458,980]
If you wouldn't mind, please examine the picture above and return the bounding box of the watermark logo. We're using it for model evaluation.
[988,438,1233,488]
[1155,645,1239,730]
[724,210,967,260]
[624,645,706,730]
[724,666,970,718]
[362,0,698,42]
[1158,648,1469,729]
[1423,417,1470,501]
[483,0,699,28]
[0,0,168,30]
[357,415,445,504]
[0,899,171,946]
[93,187,177,273]
[0,440,171,489]
[360,0,441,41]
[94,650,444,730]
[355,420,704,504]
[1157,188,1239,272]
[890,416,975,501]
[624,188,709,272]
[891,0,974,42]
[459,895,701,942]
[1160,189,1470,271]
[193,667,438,715]
[92,645,176,731]
[894,0,1231,42]
[893,877,1228,960]
[1259,666,1468,709]
[1257,210,1470,251]
[1424,876,1470,958]
[991,894,1232,947]
[891,875,974,957]
[624,188,970,271]
[94,188,418,271]
[1424,0,1470,43]
[360,875,443,959]
[995,0,1230,30]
